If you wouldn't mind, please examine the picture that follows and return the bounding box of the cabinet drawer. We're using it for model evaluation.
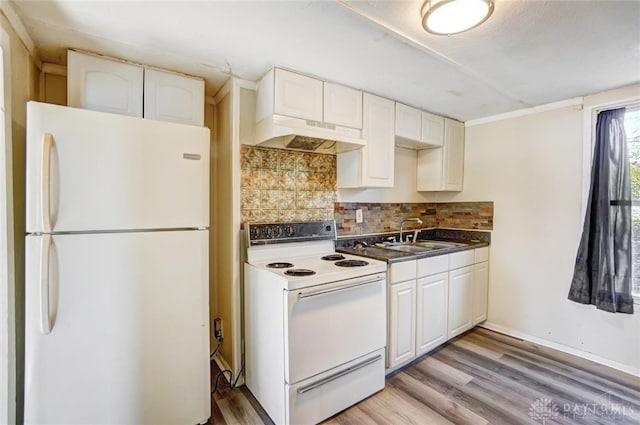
[389,260,416,283]
[449,250,474,270]
[417,254,449,278]
[475,247,489,263]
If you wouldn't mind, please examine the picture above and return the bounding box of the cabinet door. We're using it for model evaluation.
[416,118,464,192]
[416,273,448,356]
[395,103,422,143]
[274,68,322,121]
[388,280,416,368]
[361,93,395,187]
[323,82,362,129]
[443,118,465,190]
[421,112,444,147]
[144,68,204,126]
[67,50,143,117]
[448,266,474,339]
[416,147,443,191]
[472,262,489,325]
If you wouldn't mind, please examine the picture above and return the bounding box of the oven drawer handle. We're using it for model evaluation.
[297,276,384,300]
[297,354,382,395]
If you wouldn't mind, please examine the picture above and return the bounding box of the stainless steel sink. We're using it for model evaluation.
[414,240,467,249]
[382,240,467,253]
[382,244,432,253]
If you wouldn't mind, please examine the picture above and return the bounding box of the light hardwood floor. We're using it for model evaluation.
[210,328,640,425]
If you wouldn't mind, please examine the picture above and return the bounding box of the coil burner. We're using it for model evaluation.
[321,254,346,261]
[267,262,294,269]
[284,269,316,277]
[334,260,369,267]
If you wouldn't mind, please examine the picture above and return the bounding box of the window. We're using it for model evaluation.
[626,108,640,298]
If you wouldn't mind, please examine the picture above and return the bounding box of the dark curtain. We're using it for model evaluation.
[569,107,634,314]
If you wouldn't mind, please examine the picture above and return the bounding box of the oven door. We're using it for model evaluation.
[284,272,387,384]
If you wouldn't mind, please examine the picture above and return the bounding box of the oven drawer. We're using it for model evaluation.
[284,273,386,384]
[286,348,385,425]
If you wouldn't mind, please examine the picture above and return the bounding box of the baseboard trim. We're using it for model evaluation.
[479,322,640,377]
[212,354,246,387]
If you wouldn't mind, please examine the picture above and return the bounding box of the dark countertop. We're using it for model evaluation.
[335,228,491,264]
[336,241,489,264]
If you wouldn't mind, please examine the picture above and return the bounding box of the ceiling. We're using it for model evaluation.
[10,0,640,121]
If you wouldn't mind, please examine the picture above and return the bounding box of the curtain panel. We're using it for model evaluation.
[569,107,634,314]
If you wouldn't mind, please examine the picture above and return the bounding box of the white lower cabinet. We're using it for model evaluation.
[388,280,416,367]
[386,247,489,371]
[447,266,474,339]
[472,262,489,325]
[416,272,448,356]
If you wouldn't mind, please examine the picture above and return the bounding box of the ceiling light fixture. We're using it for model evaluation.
[421,0,494,35]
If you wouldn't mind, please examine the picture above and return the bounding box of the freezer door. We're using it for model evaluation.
[26,101,209,233]
[24,230,210,425]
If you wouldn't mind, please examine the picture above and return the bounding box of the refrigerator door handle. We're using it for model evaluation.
[41,133,53,233]
[40,234,52,334]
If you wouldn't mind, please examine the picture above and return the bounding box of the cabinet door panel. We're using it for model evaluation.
[443,119,465,190]
[448,266,473,339]
[473,262,489,325]
[416,273,448,356]
[323,82,362,129]
[361,93,394,187]
[421,112,444,147]
[67,50,143,117]
[274,69,322,121]
[388,281,415,368]
[144,68,204,126]
[395,103,422,142]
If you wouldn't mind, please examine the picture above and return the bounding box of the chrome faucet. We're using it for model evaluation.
[399,218,423,243]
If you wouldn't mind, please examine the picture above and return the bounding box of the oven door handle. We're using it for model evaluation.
[297,354,382,395]
[297,275,385,300]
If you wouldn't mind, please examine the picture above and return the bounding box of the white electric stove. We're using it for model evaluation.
[244,220,387,425]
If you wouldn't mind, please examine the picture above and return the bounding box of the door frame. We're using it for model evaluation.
[0,25,16,425]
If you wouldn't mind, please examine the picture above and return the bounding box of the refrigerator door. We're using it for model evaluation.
[24,230,210,425]
[25,101,209,234]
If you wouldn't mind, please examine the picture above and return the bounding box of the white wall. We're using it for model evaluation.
[338,146,436,203]
[436,84,640,374]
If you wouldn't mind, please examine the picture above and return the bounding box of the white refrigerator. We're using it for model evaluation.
[23,101,211,425]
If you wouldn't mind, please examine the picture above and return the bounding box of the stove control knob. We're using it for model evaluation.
[249,227,259,240]
[264,227,273,238]
[284,225,294,237]
[325,224,332,232]
[273,226,282,237]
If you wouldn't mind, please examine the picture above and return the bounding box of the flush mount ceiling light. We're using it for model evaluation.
[421,0,495,35]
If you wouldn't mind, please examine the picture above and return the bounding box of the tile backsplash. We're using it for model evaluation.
[334,202,493,236]
[240,146,494,232]
[240,145,337,223]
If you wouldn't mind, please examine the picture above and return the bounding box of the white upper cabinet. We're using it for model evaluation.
[421,111,445,147]
[337,93,394,188]
[323,82,362,129]
[68,50,143,117]
[395,102,444,148]
[395,103,422,143]
[273,68,323,121]
[144,68,204,126]
[416,118,465,192]
[68,50,204,126]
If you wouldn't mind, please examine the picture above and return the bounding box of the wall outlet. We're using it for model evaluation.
[213,317,223,340]
[356,209,363,223]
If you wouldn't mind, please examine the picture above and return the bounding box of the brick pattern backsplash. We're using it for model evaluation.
[334,202,493,236]
[240,145,337,223]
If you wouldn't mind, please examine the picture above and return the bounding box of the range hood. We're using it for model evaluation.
[255,114,366,154]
